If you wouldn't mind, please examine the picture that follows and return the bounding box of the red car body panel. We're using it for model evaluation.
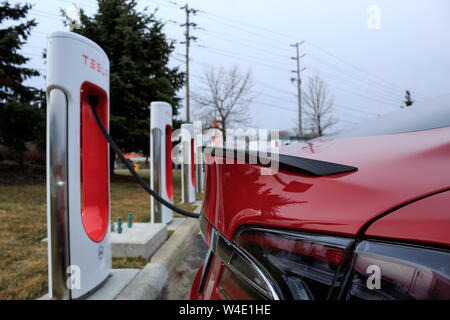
[192,126,450,300]
[203,127,450,241]
[365,191,450,247]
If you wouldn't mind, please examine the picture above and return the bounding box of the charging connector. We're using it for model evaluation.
[87,94,99,108]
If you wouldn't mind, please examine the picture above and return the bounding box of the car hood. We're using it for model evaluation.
[206,127,450,240]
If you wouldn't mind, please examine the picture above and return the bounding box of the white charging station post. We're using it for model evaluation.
[181,123,195,203]
[46,31,111,300]
[150,101,173,224]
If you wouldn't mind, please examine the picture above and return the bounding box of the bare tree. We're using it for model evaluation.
[194,66,254,140]
[303,74,337,137]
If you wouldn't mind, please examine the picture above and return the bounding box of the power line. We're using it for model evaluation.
[191,84,298,107]
[187,47,400,109]
[304,54,407,101]
[57,0,97,10]
[333,103,379,116]
[34,0,429,101]
[187,18,414,105]
[305,66,401,106]
[333,106,374,120]
[194,27,407,104]
[290,41,306,136]
[187,87,377,129]
[425,91,450,103]
[338,118,360,125]
[180,55,383,119]
[21,51,44,58]
[180,3,200,123]
[190,5,430,99]
[31,2,405,125]
[326,81,399,108]
[188,64,381,125]
[191,47,287,72]
[196,28,291,58]
[198,45,291,68]
[305,42,430,100]
[180,54,295,96]
[29,5,413,109]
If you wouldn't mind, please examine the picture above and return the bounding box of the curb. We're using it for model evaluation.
[115,205,201,300]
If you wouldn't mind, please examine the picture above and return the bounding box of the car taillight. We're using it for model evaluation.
[199,213,450,300]
[234,228,353,300]
[219,267,268,300]
[343,241,450,300]
[199,215,280,299]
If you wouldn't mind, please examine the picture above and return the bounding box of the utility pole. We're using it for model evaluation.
[290,41,305,137]
[180,4,198,123]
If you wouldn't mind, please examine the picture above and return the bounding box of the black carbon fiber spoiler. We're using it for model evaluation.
[202,147,358,177]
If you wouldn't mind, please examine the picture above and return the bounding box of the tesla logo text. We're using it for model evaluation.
[82,54,108,77]
[66,265,81,290]
[366,265,381,289]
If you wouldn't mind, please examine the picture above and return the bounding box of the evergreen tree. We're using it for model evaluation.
[0,1,44,154]
[65,0,185,171]
[402,90,414,108]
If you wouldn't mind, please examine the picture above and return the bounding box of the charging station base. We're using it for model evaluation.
[86,269,140,300]
[39,268,140,300]
[111,223,168,259]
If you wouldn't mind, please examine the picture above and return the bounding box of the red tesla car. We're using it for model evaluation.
[190,104,450,300]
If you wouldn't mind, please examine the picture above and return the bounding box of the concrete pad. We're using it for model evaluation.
[87,269,140,300]
[111,223,167,259]
[167,217,186,232]
[38,268,140,300]
[115,263,168,300]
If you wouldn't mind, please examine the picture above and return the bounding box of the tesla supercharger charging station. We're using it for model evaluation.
[181,123,195,203]
[150,101,173,224]
[46,31,111,299]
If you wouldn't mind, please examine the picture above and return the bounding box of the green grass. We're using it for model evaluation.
[0,168,202,300]
[0,184,48,300]
[111,257,148,269]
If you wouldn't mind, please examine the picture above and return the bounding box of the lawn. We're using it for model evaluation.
[0,168,202,299]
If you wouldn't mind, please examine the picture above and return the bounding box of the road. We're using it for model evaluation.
[157,232,209,300]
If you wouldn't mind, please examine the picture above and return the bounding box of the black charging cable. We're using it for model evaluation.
[87,95,200,219]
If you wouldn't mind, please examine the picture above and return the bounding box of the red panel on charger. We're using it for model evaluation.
[191,139,196,188]
[80,81,109,243]
[165,124,173,200]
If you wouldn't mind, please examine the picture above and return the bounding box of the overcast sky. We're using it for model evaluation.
[4,0,450,134]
